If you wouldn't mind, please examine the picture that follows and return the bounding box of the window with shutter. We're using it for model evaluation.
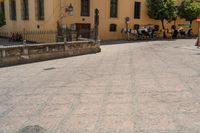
[110,0,118,18]
[81,0,90,16]
[110,24,117,32]
[21,0,29,20]
[35,0,44,20]
[0,1,5,16]
[134,2,141,19]
[9,0,16,20]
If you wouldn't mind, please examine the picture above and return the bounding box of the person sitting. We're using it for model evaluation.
[16,33,22,41]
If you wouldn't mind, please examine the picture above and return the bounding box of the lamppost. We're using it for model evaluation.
[65,3,73,16]
[94,8,99,42]
[58,3,74,42]
[60,3,74,20]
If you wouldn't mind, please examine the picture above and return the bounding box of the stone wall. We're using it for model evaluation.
[0,41,101,67]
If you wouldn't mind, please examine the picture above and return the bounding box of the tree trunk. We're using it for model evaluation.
[174,19,176,26]
[161,19,167,38]
[190,20,193,28]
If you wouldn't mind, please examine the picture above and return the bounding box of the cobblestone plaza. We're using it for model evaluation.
[0,39,200,133]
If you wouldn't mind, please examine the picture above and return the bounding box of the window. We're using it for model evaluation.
[81,0,90,16]
[0,1,6,25]
[110,0,118,18]
[35,0,44,20]
[110,24,117,32]
[0,1,5,16]
[133,24,140,30]
[134,2,141,19]
[10,0,17,20]
[21,0,29,20]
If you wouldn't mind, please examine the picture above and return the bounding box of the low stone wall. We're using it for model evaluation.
[0,41,101,67]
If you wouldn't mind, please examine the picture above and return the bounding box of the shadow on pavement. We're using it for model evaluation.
[101,39,177,46]
[18,125,47,133]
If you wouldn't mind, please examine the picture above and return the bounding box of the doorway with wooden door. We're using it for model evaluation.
[76,23,91,38]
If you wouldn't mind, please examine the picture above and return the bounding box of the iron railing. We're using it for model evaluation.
[57,29,96,42]
[0,29,96,46]
[0,30,57,42]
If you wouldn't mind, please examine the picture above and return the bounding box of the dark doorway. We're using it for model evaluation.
[76,23,91,38]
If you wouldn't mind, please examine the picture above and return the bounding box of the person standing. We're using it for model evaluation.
[172,25,178,39]
[195,38,200,48]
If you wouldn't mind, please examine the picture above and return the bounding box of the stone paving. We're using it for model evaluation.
[0,39,200,133]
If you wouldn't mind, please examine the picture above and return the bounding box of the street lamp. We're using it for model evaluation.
[65,3,73,16]
[58,3,74,41]
[59,3,74,23]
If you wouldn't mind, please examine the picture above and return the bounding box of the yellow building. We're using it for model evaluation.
[0,0,199,41]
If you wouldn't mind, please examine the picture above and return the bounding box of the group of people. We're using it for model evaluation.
[10,33,23,42]
[121,24,193,40]
[171,25,192,39]
[121,27,157,39]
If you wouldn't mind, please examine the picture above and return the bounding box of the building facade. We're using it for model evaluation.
[0,0,199,41]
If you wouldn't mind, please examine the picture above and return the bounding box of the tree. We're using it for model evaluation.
[172,6,178,26]
[0,12,5,27]
[178,0,200,27]
[147,0,177,38]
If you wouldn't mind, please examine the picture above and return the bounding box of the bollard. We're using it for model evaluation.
[23,40,27,45]
[46,46,49,52]
[64,37,68,51]
[64,37,67,44]
[95,36,101,46]
[2,50,6,58]
[96,39,101,46]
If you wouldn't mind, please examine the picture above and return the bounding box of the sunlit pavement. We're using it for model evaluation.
[0,39,200,133]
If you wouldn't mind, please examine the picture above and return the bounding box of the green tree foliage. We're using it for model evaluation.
[178,0,200,27]
[0,12,6,27]
[147,0,177,38]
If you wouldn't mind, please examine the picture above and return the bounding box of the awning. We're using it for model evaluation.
[144,24,154,26]
[178,24,191,27]
[196,17,200,23]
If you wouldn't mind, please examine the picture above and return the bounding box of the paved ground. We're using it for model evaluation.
[0,39,200,133]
